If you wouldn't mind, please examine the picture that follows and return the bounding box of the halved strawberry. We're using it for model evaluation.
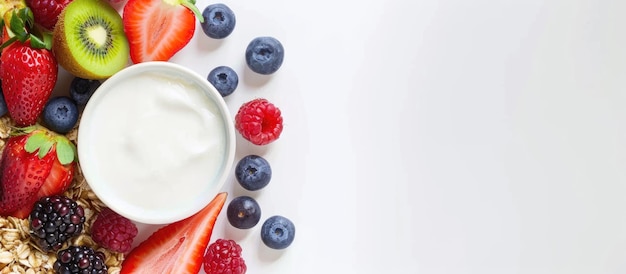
[11,158,75,218]
[0,134,54,215]
[0,125,77,218]
[121,192,227,273]
[123,0,203,63]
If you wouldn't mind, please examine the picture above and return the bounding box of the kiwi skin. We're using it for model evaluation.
[52,0,129,80]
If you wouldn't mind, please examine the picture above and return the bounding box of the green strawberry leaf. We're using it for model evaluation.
[24,132,48,154]
[9,125,37,137]
[15,7,34,27]
[8,10,27,43]
[55,138,76,165]
[19,125,38,134]
[38,139,54,158]
[28,31,52,49]
[70,141,78,163]
[1,7,52,50]
[27,21,53,50]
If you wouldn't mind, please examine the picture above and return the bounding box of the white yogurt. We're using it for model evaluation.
[78,63,234,224]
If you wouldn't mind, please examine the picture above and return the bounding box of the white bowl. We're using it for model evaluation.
[78,61,236,224]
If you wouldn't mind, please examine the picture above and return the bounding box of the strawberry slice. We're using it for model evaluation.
[123,0,203,63]
[121,192,227,273]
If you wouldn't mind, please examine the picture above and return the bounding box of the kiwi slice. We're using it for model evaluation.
[53,0,129,80]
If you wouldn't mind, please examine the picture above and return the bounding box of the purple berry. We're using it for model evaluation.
[227,196,262,229]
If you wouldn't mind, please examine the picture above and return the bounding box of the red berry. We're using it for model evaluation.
[203,239,247,274]
[234,98,283,145]
[91,208,138,253]
[26,0,73,30]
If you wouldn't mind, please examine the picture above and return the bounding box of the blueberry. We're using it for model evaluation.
[261,215,295,249]
[207,66,238,97]
[69,77,101,106]
[245,36,285,75]
[0,85,7,117]
[201,3,236,39]
[227,196,261,229]
[42,96,79,134]
[235,155,271,191]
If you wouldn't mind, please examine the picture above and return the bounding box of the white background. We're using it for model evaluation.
[54,0,626,273]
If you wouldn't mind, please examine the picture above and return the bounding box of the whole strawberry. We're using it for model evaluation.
[0,8,58,127]
[25,0,73,30]
[0,125,77,218]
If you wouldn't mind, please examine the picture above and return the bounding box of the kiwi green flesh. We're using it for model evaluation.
[55,0,129,79]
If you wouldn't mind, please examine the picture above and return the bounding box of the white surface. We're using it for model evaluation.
[54,0,626,273]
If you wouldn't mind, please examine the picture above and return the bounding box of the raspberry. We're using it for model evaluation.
[91,208,138,253]
[234,98,283,145]
[203,239,247,274]
[25,0,72,30]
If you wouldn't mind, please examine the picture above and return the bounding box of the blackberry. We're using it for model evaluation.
[29,195,85,252]
[54,246,107,274]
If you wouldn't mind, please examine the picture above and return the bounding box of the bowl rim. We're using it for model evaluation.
[77,61,236,224]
